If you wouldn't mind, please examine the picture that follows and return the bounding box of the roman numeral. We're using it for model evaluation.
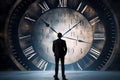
[76,2,82,11]
[89,48,100,60]
[37,59,48,71]
[89,16,100,26]
[24,16,36,22]
[23,46,37,60]
[81,5,88,14]
[76,0,88,14]
[19,35,31,39]
[79,59,88,68]
[94,33,105,40]
[76,62,83,70]
[38,1,50,13]
[58,0,67,7]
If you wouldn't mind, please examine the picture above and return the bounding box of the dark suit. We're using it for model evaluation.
[53,38,67,78]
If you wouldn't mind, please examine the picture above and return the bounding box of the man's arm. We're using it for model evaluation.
[64,41,67,55]
[52,41,55,53]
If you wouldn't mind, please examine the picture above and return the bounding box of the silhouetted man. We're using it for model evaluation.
[53,33,67,80]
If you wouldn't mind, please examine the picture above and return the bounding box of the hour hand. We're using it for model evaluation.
[41,18,57,34]
[63,36,90,43]
[41,18,49,27]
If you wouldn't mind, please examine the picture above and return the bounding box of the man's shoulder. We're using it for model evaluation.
[53,39,65,42]
[53,39,58,43]
[61,39,66,42]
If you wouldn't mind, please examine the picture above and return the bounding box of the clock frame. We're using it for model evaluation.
[5,0,118,71]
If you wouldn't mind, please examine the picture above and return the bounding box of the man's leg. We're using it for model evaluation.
[61,57,65,78]
[54,57,59,79]
[61,57,67,80]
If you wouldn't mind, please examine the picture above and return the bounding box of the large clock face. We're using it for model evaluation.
[6,0,118,71]
[19,8,93,64]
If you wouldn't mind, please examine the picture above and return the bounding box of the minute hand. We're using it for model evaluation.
[41,18,58,34]
[63,21,81,36]
[63,36,90,43]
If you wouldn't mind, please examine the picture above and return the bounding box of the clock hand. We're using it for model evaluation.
[63,21,81,36]
[63,36,90,43]
[41,18,58,34]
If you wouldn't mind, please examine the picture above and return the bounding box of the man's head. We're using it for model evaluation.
[57,32,62,39]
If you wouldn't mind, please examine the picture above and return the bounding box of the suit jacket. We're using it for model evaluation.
[53,39,67,57]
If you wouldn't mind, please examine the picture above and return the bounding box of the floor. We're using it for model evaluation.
[0,71,120,80]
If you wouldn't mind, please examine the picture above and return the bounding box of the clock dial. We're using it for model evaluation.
[30,8,93,64]
[6,0,118,71]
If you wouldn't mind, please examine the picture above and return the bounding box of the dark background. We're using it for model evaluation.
[0,0,120,71]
